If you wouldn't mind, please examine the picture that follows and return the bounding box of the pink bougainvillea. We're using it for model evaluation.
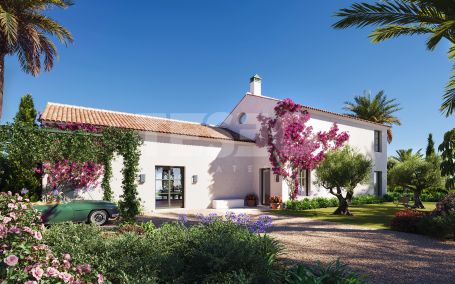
[44,122,100,133]
[34,160,103,199]
[256,98,349,199]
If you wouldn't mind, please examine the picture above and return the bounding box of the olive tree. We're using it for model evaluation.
[389,156,443,209]
[314,146,372,215]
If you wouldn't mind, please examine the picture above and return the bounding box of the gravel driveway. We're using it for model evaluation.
[139,209,455,284]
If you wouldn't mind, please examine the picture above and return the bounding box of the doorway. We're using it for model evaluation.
[260,168,271,205]
[155,166,184,209]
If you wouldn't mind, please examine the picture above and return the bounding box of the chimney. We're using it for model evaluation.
[249,74,262,96]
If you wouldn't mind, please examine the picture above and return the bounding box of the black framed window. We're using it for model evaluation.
[374,171,382,196]
[155,166,184,208]
[374,130,382,152]
[298,169,310,196]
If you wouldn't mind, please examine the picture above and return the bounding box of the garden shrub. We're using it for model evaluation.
[285,195,383,211]
[385,191,446,202]
[417,213,455,239]
[436,192,455,214]
[390,210,425,233]
[285,259,365,284]
[44,212,280,283]
[0,192,101,283]
[350,195,383,205]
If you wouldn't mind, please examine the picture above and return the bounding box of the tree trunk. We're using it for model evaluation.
[346,190,354,204]
[0,53,4,120]
[330,187,353,216]
[412,189,425,209]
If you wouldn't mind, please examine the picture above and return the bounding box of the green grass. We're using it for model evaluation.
[271,202,436,230]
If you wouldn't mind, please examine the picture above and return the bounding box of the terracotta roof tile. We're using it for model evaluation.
[41,103,253,143]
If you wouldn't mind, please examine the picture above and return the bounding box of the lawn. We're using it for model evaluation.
[271,202,436,229]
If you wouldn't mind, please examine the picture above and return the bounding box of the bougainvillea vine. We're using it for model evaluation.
[256,98,349,199]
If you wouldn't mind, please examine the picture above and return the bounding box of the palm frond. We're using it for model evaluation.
[441,62,455,116]
[333,1,444,29]
[370,25,434,42]
[0,7,18,46]
[28,14,73,45]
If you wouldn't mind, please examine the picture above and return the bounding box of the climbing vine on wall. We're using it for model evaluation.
[0,123,143,220]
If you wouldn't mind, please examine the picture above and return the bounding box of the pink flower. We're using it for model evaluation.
[46,266,59,277]
[7,203,17,210]
[63,253,71,261]
[58,271,73,283]
[9,212,17,220]
[33,231,42,240]
[17,196,23,201]
[76,264,91,273]
[0,224,7,238]
[63,259,71,269]
[9,226,21,234]
[4,255,18,266]
[25,281,37,284]
[31,266,44,280]
[23,226,33,233]
[98,273,104,284]
[21,204,27,210]
[2,217,11,224]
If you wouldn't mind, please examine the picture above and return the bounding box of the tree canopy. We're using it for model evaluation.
[314,146,372,215]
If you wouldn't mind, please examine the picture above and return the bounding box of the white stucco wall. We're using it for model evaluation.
[104,132,258,212]
[221,94,388,201]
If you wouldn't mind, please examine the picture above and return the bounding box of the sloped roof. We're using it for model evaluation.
[246,94,391,128]
[40,103,254,142]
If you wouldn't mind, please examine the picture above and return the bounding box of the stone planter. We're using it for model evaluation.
[246,199,256,207]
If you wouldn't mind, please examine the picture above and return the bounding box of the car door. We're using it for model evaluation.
[40,203,74,224]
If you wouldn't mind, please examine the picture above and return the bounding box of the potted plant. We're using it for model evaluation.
[269,195,282,209]
[245,194,257,207]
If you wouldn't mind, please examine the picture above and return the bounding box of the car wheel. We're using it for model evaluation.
[89,210,108,226]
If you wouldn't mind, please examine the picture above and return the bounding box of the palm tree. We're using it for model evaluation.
[392,148,423,162]
[333,0,455,117]
[344,90,402,143]
[0,0,73,118]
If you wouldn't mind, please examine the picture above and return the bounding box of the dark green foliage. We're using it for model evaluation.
[439,128,455,190]
[388,156,443,208]
[14,94,37,124]
[285,195,383,211]
[417,213,455,239]
[384,191,446,202]
[314,147,373,215]
[44,221,283,283]
[0,123,143,220]
[285,259,366,284]
[426,133,435,158]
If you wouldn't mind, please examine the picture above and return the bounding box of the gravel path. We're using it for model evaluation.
[139,209,455,284]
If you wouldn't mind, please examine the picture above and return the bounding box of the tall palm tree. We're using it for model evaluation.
[0,0,73,118]
[392,148,423,162]
[344,90,402,143]
[333,0,455,117]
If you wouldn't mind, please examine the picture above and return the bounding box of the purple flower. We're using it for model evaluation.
[225,211,236,221]
[178,214,188,224]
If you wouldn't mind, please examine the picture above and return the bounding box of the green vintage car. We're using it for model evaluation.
[33,200,119,226]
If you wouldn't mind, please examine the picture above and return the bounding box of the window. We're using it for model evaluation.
[238,113,247,124]
[374,171,382,196]
[155,166,184,208]
[298,169,310,196]
[374,130,382,152]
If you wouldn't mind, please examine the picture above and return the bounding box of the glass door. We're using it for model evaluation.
[261,168,271,205]
[155,166,184,209]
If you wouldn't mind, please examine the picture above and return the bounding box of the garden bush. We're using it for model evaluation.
[285,195,383,211]
[390,210,425,233]
[385,191,446,202]
[284,259,366,284]
[0,192,101,283]
[44,212,281,283]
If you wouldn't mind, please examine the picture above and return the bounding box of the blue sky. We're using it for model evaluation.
[2,0,453,154]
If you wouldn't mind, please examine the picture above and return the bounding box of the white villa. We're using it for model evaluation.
[40,75,388,211]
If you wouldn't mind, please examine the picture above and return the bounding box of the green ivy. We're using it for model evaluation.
[0,123,143,220]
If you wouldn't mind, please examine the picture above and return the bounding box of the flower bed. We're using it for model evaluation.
[0,192,101,283]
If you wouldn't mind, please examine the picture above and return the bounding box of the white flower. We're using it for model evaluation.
[21,188,29,195]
